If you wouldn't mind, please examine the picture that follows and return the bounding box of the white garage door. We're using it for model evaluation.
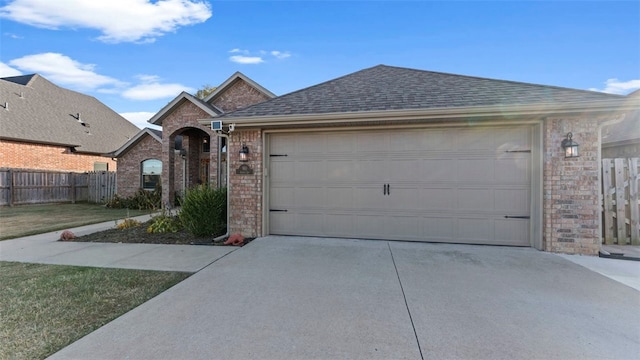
[268,126,532,246]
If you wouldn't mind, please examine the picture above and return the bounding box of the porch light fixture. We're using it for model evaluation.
[561,132,579,158]
[239,144,249,162]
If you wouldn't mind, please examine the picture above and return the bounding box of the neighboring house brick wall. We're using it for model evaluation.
[228,129,263,237]
[116,135,162,198]
[0,139,116,172]
[543,116,604,255]
[211,80,271,112]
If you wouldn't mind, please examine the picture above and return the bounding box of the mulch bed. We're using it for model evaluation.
[64,221,254,246]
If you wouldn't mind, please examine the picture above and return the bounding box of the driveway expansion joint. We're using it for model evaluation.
[388,242,424,360]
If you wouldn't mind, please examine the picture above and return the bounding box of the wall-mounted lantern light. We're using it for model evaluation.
[561,132,579,158]
[239,144,249,162]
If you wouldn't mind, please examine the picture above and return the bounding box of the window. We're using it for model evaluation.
[94,162,108,171]
[141,159,162,190]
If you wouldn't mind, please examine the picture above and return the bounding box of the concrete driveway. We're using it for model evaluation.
[50,236,640,360]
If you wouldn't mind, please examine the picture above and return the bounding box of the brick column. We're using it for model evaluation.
[228,129,263,237]
[543,116,603,255]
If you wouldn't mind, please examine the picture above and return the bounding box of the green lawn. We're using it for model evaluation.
[0,261,190,359]
[0,203,153,240]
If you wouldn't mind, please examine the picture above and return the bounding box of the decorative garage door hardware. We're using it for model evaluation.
[383,184,391,195]
[504,216,530,219]
[269,154,288,157]
[505,150,531,153]
[270,209,288,212]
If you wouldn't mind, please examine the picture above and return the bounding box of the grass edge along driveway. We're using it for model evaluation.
[0,261,190,359]
[0,203,153,240]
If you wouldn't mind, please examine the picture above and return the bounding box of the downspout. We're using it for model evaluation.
[212,132,230,242]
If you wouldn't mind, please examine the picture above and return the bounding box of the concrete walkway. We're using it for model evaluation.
[0,215,236,272]
[48,237,639,360]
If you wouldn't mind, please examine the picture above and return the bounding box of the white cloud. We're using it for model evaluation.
[122,75,194,100]
[120,111,160,129]
[0,62,22,77]
[0,0,212,43]
[8,52,123,90]
[228,48,291,64]
[589,78,640,95]
[229,55,264,65]
[271,50,291,59]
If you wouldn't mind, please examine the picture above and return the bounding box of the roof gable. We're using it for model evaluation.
[149,91,222,126]
[204,71,275,105]
[0,74,140,154]
[110,127,162,157]
[223,65,625,119]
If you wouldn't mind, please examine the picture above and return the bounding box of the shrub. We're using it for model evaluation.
[106,186,161,210]
[179,185,227,237]
[117,218,141,230]
[147,210,182,233]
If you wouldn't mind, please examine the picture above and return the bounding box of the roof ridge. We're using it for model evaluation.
[376,64,624,99]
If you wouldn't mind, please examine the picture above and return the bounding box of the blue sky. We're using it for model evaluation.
[1,0,638,129]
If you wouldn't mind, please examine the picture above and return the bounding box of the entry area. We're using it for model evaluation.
[268,125,534,246]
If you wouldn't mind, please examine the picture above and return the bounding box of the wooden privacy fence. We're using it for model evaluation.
[602,158,640,245]
[0,169,117,206]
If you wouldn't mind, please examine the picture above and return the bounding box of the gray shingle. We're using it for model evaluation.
[1,74,140,154]
[223,65,624,118]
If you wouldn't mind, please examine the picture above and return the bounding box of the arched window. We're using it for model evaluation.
[141,159,162,190]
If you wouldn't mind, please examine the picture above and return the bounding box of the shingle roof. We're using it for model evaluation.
[223,65,625,118]
[0,74,140,154]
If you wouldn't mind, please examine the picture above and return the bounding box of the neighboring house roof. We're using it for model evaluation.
[222,65,626,120]
[602,111,640,148]
[110,127,163,157]
[0,74,140,154]
[149,72,274,126]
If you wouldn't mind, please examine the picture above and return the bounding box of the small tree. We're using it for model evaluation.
[195,84,216,99]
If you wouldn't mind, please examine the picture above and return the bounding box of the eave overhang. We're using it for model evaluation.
[199,98,639,129]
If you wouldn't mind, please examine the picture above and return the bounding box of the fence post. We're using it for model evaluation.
[70,172,76,204]
[602,159,614,244]
[8,168,13,207]
[629,158,639,245]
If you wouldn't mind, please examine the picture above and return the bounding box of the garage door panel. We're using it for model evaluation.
[457,188,492,212]
[457,218,491,242]
[295,161,325,181]
[457,159,495,182]
[421,159,456,182]
[494,189,529,213]
[495,157,529,183]
[327,160,354,181]
[422,217,454,241]
[388,159,422,182]
[495,218,530,245]
[269,126,532,247]
[355,214,390,238]
[387,186,420,210]
[495,127,531,150]
[326,187,354,209]
[294,187,325,209]
[419,188,454,210]
[354,187,386,209]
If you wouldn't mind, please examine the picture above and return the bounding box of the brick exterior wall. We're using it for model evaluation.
[116,135,162,197]
[228,129,263,237]
[543,116,607,255]
[161,101,219,207]
[211,80,271,112]
[0,139,116,172]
